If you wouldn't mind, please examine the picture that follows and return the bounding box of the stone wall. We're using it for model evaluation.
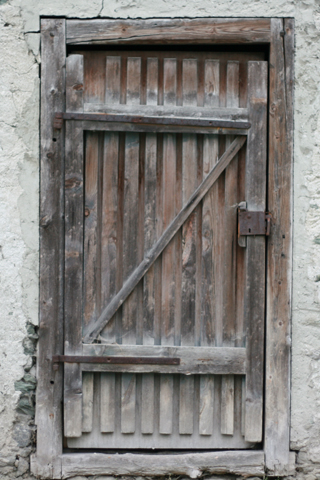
[0,0,320,478]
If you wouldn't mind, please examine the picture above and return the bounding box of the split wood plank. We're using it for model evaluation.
[221,61,240,436]
[265,18,295,474]
[66,18,271,45]
[199,59,220,436]
[84,135,246,342]
[64,54,84,438]
[244,60,268,442]
[37,17,66,465]
[121,56,141,434]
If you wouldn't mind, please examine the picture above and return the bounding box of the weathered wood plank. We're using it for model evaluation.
[66,18,271,45]
[265,18,294,474]
[36,16,66,466]
[199,375,214,435]
[121,373,136,433]
[244,60,268,443]
[84,103,249,122]
[61,450,265,477]
[141,373,155,434]
[84,136,246,342]
[82,372,94,432]
[121,57,142,435]
[105,56,121,104]
[64,54,84,439]
[159,374,174,434]
[179,375,194,434]
[82,345,246,375]
[221,60,240,437]
[100,373,115,433]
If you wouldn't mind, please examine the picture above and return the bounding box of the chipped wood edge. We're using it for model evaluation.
[60,451,265,478]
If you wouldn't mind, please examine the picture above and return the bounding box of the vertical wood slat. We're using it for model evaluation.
[141,58,158,434]
[265,18,294,473]
[37,17,66,464]
[179,58,198,435]
[199,59,220,436]
[99,57,121,432]
[245,60,268,442]
[121,57,141,434]
[82,372,94,432]
[220,61,240,436]
[64,54,84,438]
[159,58,177,435]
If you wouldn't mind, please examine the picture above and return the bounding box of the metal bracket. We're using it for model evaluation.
[52,355,180,371]
[238,206,271,238]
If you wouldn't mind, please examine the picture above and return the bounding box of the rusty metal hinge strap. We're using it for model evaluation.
[52,355,180,370]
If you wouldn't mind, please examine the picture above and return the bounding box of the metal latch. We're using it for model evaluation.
[238,202,271,241]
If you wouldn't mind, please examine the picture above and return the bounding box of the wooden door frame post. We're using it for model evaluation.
[32,16,294,478]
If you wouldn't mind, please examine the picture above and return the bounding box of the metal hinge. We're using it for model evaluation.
[238,202,271,246]
[52,355,180,371]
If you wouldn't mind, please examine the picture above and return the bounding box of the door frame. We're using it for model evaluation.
[32,17,294,479]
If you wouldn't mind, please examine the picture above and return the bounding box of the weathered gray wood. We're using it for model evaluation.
[84,135,246,342]
[221,375,235,435]
[82,345,246,375]
[66,18,271,45]
[36,16,66,468]
[221,60,240,437]
[199,375,214,435]
[61,450,265,477]
[82,372,94,432]
[141,373,155,433]
[100,373,115,432]
[121,57,142,435]
[159,374,174,434]
[80,119,249,136]
[179,375,194,434]
[265,18,295,475]
[121,373,136,433]
[244,61,268,443]
[64,54,84,439]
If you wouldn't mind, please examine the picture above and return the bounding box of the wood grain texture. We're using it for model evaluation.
[265,18,294,475]
[61,451,265,477]
[64,54,84,438]
[36,17,66,468]
[84,136,246,342]
[220,61,240,437]
[100,373,115,433]
[82,372,94,432]
[66,18,271,45]
[244,60,268,443]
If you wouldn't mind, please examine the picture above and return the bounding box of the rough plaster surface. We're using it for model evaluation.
[0,0,320,478]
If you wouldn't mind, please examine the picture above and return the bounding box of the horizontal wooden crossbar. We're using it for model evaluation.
[55,111,250,131]
[83,136,246,343]
[81,345,247,375]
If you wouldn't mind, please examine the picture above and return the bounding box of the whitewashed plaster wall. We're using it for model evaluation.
[0,0,319,478]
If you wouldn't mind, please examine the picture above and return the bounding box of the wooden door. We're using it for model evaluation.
[63,49,268,450]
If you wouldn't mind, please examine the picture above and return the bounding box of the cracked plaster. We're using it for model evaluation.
[0,0,320,478]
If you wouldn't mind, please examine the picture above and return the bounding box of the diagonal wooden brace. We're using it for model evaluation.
[83,135,246,343]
